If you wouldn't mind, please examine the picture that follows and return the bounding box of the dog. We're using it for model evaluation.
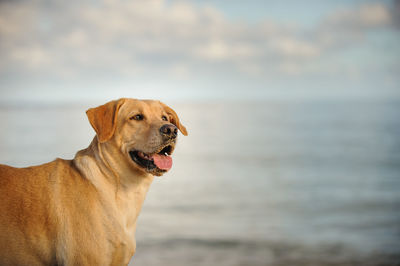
[0,98,188,265]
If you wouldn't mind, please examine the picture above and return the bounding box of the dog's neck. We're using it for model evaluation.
[73,137,154,236]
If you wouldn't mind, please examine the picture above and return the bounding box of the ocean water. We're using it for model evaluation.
[0,99,399,265]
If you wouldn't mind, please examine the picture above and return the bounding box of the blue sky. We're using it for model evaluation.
[0,0,399,103]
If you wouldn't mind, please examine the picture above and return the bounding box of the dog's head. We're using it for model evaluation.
[86,98,188,176]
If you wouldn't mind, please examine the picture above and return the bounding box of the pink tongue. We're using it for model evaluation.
[152,154,173,170]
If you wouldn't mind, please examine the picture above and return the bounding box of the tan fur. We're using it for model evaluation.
[0,98,187,266]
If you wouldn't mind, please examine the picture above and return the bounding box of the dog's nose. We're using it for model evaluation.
[160,124,178,138]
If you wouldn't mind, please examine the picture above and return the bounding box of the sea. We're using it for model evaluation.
[0,98,399,265]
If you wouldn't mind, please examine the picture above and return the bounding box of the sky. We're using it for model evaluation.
[0,0,399,103]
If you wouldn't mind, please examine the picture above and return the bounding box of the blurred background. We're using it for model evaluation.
[1,0,400,265]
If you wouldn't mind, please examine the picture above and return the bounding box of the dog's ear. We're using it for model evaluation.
[160,102,188,136]
[86,99,126,143]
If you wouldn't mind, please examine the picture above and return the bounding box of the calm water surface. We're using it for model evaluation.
[0,99,399,265]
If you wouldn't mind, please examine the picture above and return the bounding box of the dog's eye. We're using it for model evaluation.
[130,114,144,121]
[162,115,168,121]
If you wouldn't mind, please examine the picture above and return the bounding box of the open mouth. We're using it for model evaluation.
[129,144,174,174]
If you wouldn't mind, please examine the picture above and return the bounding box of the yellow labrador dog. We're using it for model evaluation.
[0,98,187,265]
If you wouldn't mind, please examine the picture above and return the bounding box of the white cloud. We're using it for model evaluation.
[0,0,397,81]
[323,3,391,30]
[194,40,258,61]
[272,37,320,58]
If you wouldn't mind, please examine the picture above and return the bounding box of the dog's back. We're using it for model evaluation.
[0,161,62,265]
[0,158,135,266]
[0,160,105,265]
